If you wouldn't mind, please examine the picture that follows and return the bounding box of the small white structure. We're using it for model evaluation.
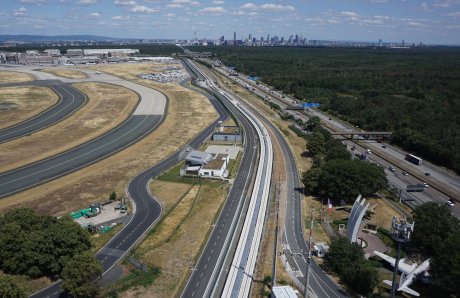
[314,242,329,258]
[272,286,298,298]
[181,150,229,178]
[199,154,229,178]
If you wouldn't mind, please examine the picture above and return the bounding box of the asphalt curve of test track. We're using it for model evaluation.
[30,73,230,297]
[0,80,86,143]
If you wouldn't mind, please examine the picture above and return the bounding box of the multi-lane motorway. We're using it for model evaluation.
[181,59,261,298]
[199,63,346,297]
[0,80,87,143]
[210,60,460,211]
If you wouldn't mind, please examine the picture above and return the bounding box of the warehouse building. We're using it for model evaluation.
[212,125,242,143]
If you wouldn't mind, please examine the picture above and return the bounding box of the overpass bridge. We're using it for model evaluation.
[330,131,392,141]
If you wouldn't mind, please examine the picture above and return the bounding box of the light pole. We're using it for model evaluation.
[390,216,414,298]
[304,208,314,298]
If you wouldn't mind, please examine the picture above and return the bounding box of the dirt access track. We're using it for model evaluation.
[0,63,217,216]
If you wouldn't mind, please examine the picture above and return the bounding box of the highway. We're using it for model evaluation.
[0,80,87,143]
[181,59,261,298]
[204,65,347,297]
[209,59,460,213]
[31,61,230,298]
[221,99,273,297]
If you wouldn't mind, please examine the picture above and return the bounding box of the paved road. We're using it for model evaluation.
[213,67,347,297]
[212,61,460,213]
[0,80,86,143]
[30,63,229,297]
[181,60,260,298]
[0,114,162,198]
[0,66,167,198]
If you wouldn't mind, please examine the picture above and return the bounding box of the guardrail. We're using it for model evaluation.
[221,100,273,297]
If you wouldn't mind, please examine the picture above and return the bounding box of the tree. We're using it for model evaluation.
[109,190,117,201]
[0,275,26,298]
[0,208,92,278]
[61,252,102,298]
[325,237,378,296]
[430,229,460,295]
[302,167,322,194]
[324,139,351,161]
[305,159,387,203]
[305,116,321,131]
[306,131,326,156]
[410,202,459,256]
[326,237,364,273]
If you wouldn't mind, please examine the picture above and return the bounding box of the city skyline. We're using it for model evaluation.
[1,0,460,45]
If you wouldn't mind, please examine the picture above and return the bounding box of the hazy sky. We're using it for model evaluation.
[1,0,460,44]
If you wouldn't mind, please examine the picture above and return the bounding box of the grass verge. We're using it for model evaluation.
[40,68,88,79]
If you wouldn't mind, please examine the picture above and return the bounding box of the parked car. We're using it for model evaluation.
[425,172,431,176]
[446,200,455,207]
[389,166,396,172]
[402,171,408,176]
[423,182,429,188]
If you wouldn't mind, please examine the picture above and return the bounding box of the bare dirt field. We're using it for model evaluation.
[0,86,58,129]
[0,82,138,172]
[40,68,88,79]
[0,67,217,219]
[121,180,229,298]
[0,70,35,83]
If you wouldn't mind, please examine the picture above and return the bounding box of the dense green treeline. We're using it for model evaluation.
[0,208,101,297]
[191,46,460,173]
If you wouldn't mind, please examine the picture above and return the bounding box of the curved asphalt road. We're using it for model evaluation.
[0,113,163,198]
[30,63,230,297]
[0,80,87,143]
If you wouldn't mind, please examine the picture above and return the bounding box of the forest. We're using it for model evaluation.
[191,46,460,173]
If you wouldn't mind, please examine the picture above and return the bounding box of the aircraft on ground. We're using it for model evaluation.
[374,250,430,297]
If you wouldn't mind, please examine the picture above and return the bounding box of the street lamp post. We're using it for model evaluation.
[304,208,314,298]
[390,216,414,298]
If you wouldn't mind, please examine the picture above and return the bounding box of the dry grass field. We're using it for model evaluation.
[0,70,35,83]
[0,86,58,129]
[120,180,229,298]
[0,64,217,219]
[0,82,138,172]
[40,68,88,79]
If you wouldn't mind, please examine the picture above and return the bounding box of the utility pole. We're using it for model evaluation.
[271,174,281,292]
[390,217,414,298]
[304,208,314,298]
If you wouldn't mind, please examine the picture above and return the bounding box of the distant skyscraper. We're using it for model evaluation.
[233,31,236,46]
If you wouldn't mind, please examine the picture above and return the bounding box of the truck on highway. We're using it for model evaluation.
[406,154,422,165]
[406,184,425,192]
